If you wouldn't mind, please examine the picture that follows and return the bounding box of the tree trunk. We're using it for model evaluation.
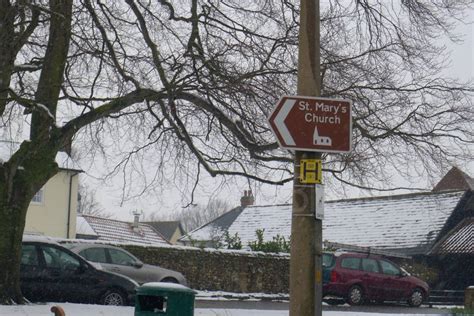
[31,0,73,141]
[0,207,28,304]
[0,1,16,116]
[0,0,73,298]
[0,170,34,304]
[0,147,60,304]
[0,0,73,303]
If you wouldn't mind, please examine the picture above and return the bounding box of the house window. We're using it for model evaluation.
[31,188,44,204]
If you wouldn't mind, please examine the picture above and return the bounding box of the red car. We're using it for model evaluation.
[322,252,429,307]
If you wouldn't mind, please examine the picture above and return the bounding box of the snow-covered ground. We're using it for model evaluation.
[0,303,454,316]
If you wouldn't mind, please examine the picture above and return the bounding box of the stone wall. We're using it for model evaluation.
[122,244,290,293]
[118,244,442,294]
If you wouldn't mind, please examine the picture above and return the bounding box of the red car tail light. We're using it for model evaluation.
[330,270,340,283]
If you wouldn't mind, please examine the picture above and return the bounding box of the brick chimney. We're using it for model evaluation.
[240,190,255,207]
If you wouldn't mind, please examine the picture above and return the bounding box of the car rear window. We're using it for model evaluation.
[340,257,361,270]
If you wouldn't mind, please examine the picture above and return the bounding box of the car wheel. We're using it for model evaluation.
[347,285,364,306]
[408,288,424,307]
[100,289,127,306]
[161,277,179,284]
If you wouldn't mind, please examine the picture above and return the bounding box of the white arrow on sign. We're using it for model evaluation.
[274,98,296,146]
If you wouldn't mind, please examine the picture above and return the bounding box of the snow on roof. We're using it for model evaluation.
[76,215,98,237]
[227,204,291,245]
[322,191,464,252]
[191,190,466,254]
[0,140,82,171]
[55,151,82,171]
[22,234,59,244]
[182,224,225,242]
[180,207,244,242]
[78,214,169,245]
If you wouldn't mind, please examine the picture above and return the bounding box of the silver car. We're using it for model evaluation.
[63,243,187,285]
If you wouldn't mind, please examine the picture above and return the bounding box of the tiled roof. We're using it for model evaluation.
[322,191,466,254]
[185,190,467,255]
[77,215,169,245]
[179,207,244,242]
[144,221,184,241]
[431,218,474,254]
[433,167,474,192]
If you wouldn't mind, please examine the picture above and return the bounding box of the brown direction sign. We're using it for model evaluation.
[268,95,352,153]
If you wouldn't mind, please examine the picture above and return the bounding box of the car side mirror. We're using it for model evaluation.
[132,261,143,268]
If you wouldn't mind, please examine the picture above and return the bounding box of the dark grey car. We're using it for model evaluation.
[22,236,137,306]
[63,242,187,286]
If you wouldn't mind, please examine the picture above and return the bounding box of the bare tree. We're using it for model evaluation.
[177,198,232,232]
[0,0,473,304]
[1,0,73,303]
[77,184,113,218]
[145,198,231,232]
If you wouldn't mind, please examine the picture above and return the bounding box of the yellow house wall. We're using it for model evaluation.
[25,170,79,238]
[169,229,182,244]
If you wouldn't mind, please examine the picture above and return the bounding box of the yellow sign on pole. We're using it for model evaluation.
[299,159,322,184]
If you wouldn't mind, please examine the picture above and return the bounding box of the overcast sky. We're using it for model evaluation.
[83,8,474,223]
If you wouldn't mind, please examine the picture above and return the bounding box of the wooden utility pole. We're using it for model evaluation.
[289,1,322,316]
[268,0,350,314]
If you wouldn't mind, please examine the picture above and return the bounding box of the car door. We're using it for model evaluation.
[39,244,93,303]
[338,256,362,293]
[20,244,48,302]
[106,248,146,284]
[79,246,125,276]
[360,258,385,300]
[322,253,335,285]
[79,246,142,281]
[379,259,406,301]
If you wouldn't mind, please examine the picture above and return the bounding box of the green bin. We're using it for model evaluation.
[134,282,197,316]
